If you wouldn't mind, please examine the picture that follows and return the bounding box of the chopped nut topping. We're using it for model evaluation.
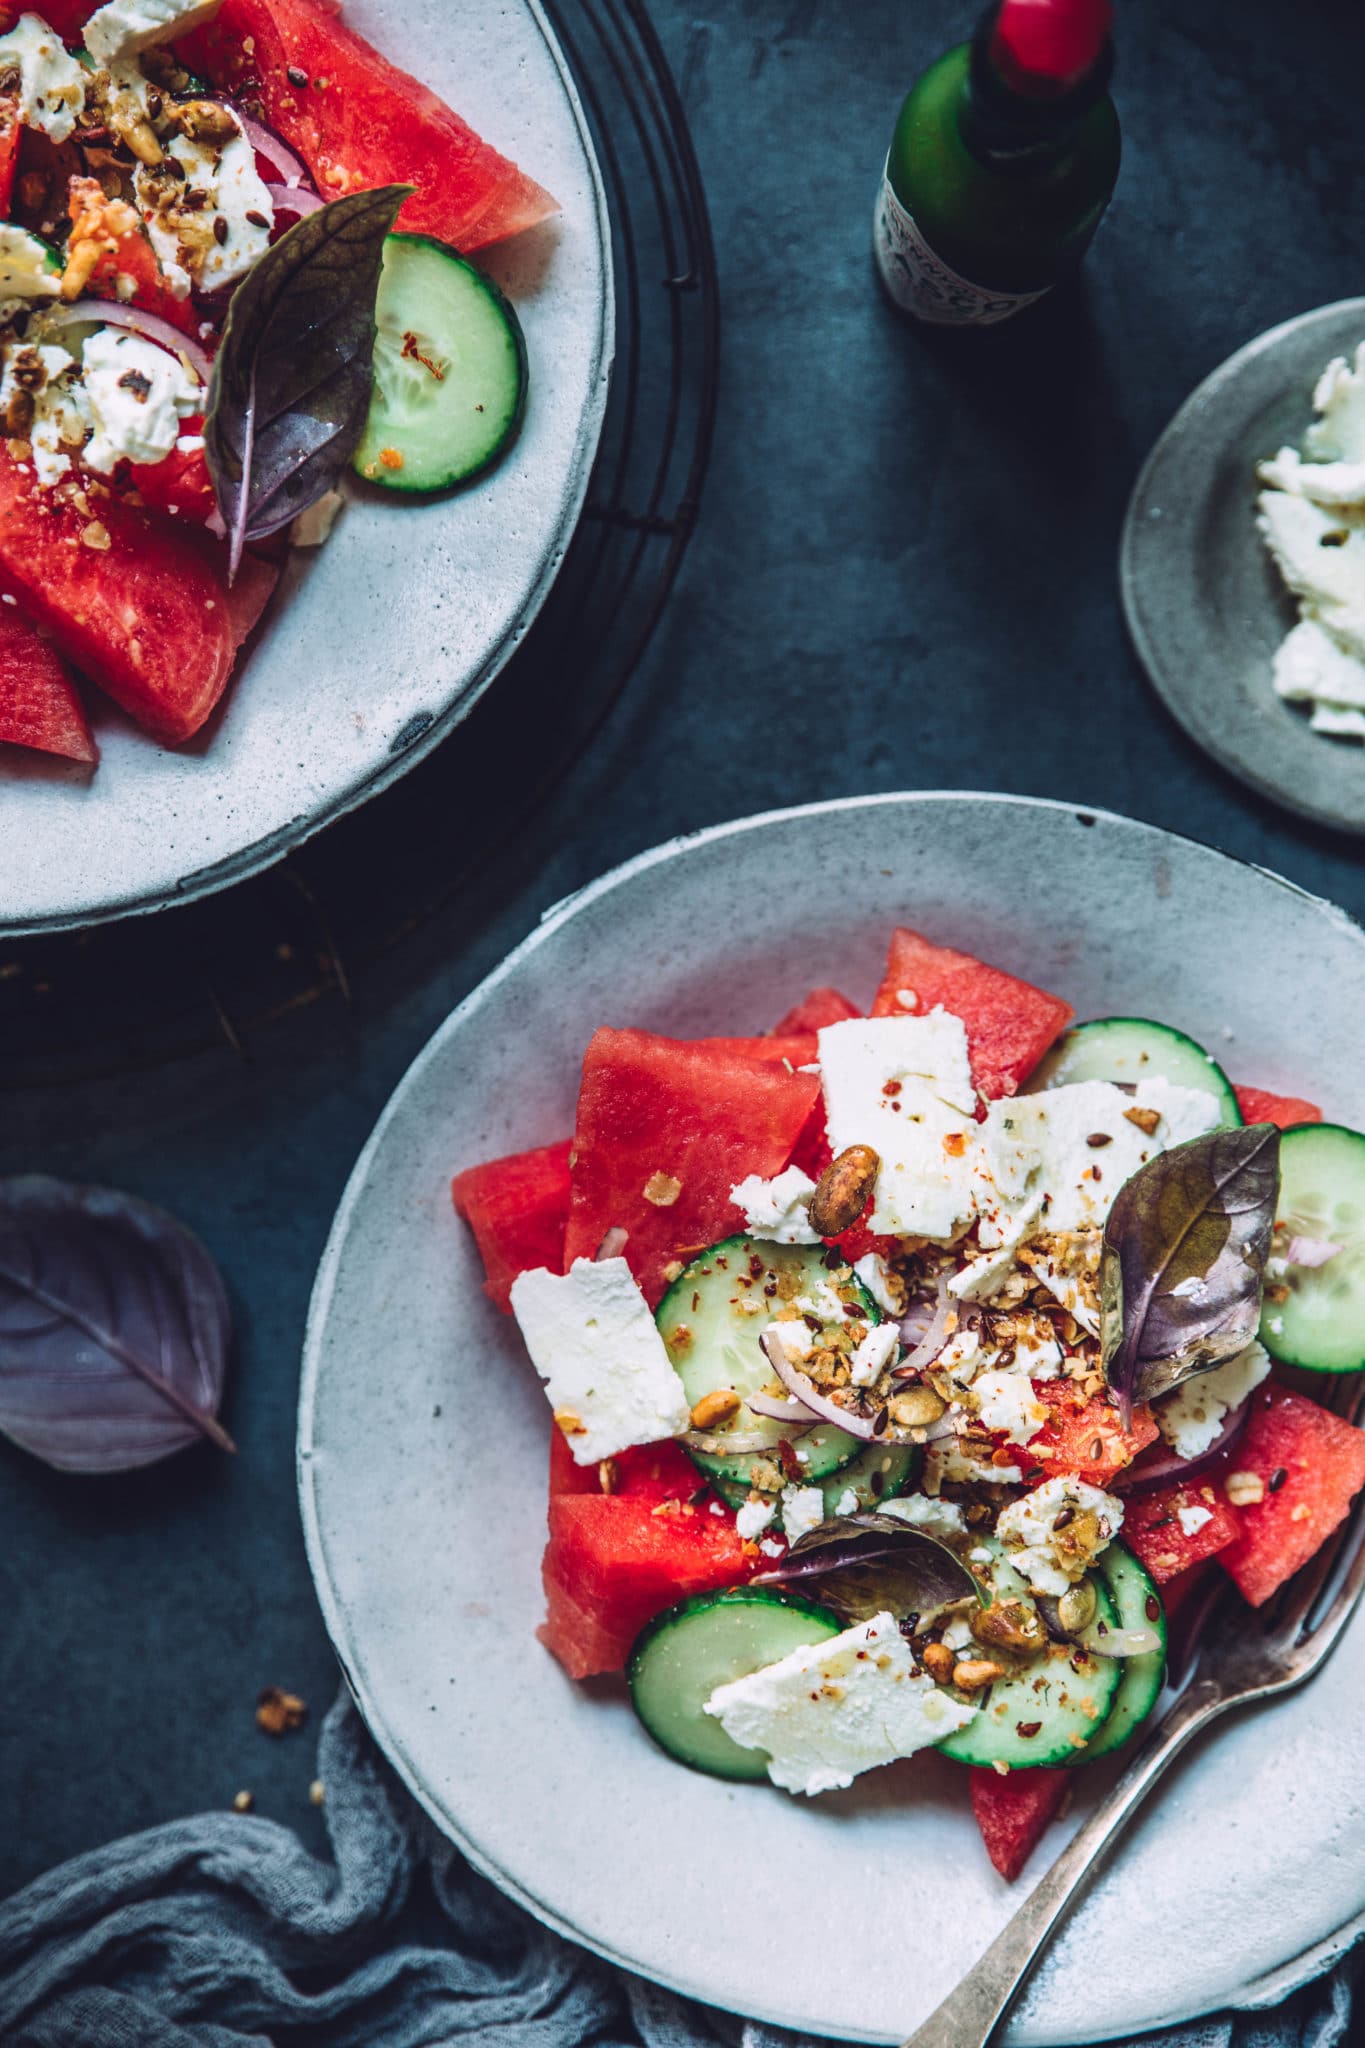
[80,520,111,551]
[1224,1470,1265,1508]
[256,1686,307,1736]
[1123,1105,1162,1136]
[309,1779,325,1806]
[553,1407,586,1436]
[952,1657,1004,1693]
[689,1388,741,1430]
[808,1144,879,1238]
[643,1171,682,1207]
[232,1789,255,1812]
[921,1641,955,1684]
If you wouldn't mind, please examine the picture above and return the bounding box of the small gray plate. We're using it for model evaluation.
[1121,298,1365,834]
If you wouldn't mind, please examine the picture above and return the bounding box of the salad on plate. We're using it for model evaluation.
[453,924,1365,1882]
[0,0,551,769]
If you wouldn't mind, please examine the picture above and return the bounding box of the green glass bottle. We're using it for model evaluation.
[874,0,1121,326]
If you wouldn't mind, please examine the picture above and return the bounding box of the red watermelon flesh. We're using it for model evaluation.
[0,613,96,763]
[176,0,558,252]
[870,928,1073,1099]
[772,987,861,1034]
[0,447,277,742]
[65,174,201,336]
[1121,1480,1239,1584]
[1217,1387,1365,1606]
[969,1765,1070,1881]
[539,1491,757,1679]
[1234,1084,1323,1130]
[1026,1381,1158,1486]
[692,1033,818,1068]
[451,1138,572,1313]
[548,1428,700,1506]
[563,1028,821,1305]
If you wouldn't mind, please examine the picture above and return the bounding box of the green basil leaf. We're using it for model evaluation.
[752,1511,983,1626]
[205,184,412,578]
[1101,1122,1281,1418]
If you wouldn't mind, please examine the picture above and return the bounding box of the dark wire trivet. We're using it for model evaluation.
[0,0,717,1088]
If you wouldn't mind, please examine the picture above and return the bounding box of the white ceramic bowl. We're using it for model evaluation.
[299,793,1365,2047]
[0,0,611,934]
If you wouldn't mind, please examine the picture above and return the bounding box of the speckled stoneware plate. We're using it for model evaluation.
[0,0,611,936]
[1122,298,1365,835]
[299,794,1365,2048]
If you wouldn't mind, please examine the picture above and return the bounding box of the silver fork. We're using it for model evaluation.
[904,1375,1365,2048]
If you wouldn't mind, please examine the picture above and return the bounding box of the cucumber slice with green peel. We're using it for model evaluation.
[1075,1543,1166,1763]
[354,232,527,493]
[1028,1017,1241,1128]
[937,1568,1122,1769]
[628,1588,843,1780]
[703,1438,920,1515]
[657,1235,878,1490]
[1262,1123,1365,1372]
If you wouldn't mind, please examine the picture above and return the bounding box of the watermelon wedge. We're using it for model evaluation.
[452,1138,572,1313]
[563,1028,821,1305]
[1026,1381,1158,1487]
[65,175,201,337]
[1234,1084,1323,1130]
[548,1428,702,1505]
[772,987,861,1034]
[870,928,1073,1099]
[175,0,558,251]
[1217,1387,1365,1606]
[0,612,96,763]
[0,446,277,743]
[1121,1480,1239,1584]
[969,1765,1070,1881]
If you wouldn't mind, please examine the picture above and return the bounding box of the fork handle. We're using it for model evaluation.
[901,1678,1226,2048]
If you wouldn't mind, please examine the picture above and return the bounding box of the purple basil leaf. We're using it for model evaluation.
[753,1512,981,1626]
[204,184,411,578]
[0,1176,234,1473]
[1101,1123,1281,1420]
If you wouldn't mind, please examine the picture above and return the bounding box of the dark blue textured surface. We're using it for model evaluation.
[3,0,1365,1912]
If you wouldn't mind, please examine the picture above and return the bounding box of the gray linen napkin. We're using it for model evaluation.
[0,1689,1355,2048]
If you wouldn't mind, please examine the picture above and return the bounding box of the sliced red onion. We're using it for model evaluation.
[1112,1398,1250,1493]
[266,182,324,218]
[42,301,213,384]
[680,1423,810,1456]
[761,1329,880,1442]
[1285,1235,1341,1268]
[747,1389,823,1426]
[594,1227,628,1262]
[895,1275,953,1375]
[238,113,313,189]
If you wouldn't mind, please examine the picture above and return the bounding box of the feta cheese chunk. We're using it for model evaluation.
[0,340,91,487]
[0,224,60,302]
[0,16,87,143]
[735,1495,777,1542]
[704,1610,976,1795]
[817,1013,980,1241]
[1273,618,1365,714]
[972,1368,1047,1446]
[509,1256,690,1465]
[848,1319,900,1388]
[730,1165,821,1244]
[291,488,346,549]
[853,1251,901,1315]
[1258,490,1365,661]
[1306,344,1365,463]
[1177,1504,1213,1537]
[924,1434,1022,1492]
[1154,1339,1272,1462]
[780,1484,825,1545]
[996,1476,1124,1596]
[85,0,222,68]
[81,327,202,473]
[948,1241,1018,1302]
[135,115,275,293]
[878,1493,967,1541]
[833,1487,860,1517]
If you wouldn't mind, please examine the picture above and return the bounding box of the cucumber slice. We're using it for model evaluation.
[628,1587,843,1780]
[354,232,527,493]
[657,1235,877,1490]
[1076,1543,1166,1762]
[1262,1123,1365,1372]
[1029,1017,1241,1128]
[704,1439,920,1515]
[937,1562,1122,1769]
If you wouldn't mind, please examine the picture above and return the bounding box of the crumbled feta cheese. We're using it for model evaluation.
[940,1611,976,1651]
[781,1484,825,1546]
[878,1493,967,1541]
[0,224,60,302]
[817,1013,980,1240]
[947,1242,1018,1302]
[509,1256,690,1465]
[729,1165,821,1244]
[704,1610,976,1795]
[84,0,222,68]
[934,1329,982,1388]
[848,1319,900,1388]
[1020,1239,1101,1336]
[1257,489,1365,663]
[968,1544,993,1564]
[758,1537,785,1558]
[0,341,90,487]
[792,1277,849,1325]
[1154,1340,1272,1461]
[290,488,346,549]
[833,1487,859,1517]
[81,328,202,473]
[971,1368,1047,1446]
[0,16,87,143]
[1177,1504,1214,1537]
[735,1495,777,1542]
[996,1476,1124,1596]
[1306,344,1365,463]
[135,114,275,293]
[924,1434,1021,1492]
[853,1251,900,1315]
[763,1318,815,1364]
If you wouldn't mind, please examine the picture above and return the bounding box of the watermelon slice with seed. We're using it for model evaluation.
[969,1765,1071,1881]
[1217,1387,1365,1606]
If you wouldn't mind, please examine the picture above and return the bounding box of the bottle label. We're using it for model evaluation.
[873,164,1050,326]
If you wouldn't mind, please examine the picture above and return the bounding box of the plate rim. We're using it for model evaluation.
[1120,295,1365,837]
[297,790,1365,2045]
[1,0,615,940]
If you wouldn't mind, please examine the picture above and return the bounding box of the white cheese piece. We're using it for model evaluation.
[1309,701,1365,739]
[0,224,60,301]
[947,1242,1018,1302]
[971,1368,1047,1446]
[996,1477,1124,1597]
[878,1493,967,1540]
[1177,1504,1213,1537]
[848,1319,900,1388]
[0,341,91,486]
[735,1496,776,1542]
[924,1434,1021,1493]
[780,1484,825,1546]
[977,1078,1222,1246]
[817,1013,980,1241]
[1021,1242,1101,1337]
[792,1276,850,1325]
[84,0,222,67]
[1257,490,1365,660]
[1273,618,1365,711]
[1260,444,1365,509]
[704,1610,976,1795]
[1154,1340,1272,1462]
[136,118,275,294]
[0,16,87,143]
[940,1612,975,1651]
[729,1165,821,1244]
[759,1537,785,1558]
[290,488,346,549]
[81,327,201,473]
[833,1487,860,1517]
[509,1256,691,1465]
[1305,344,1365,463]
[853,1251,900,1315]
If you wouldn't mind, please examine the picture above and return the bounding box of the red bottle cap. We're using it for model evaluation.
[990,0,1112,89]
